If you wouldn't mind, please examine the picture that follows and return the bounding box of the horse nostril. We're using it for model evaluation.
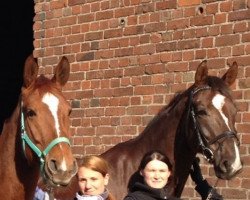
[224,160,229,170]
[220,160,230,173]
[48,159,58,173]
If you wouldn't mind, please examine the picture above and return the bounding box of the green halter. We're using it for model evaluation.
[20,102,71,174]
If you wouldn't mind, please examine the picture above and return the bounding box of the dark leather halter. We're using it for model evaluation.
[189,86,240,163]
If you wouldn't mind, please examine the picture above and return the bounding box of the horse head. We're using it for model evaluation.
[186,61,242,180]
[21,55,78,186]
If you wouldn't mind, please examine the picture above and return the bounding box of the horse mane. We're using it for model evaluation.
[158,75,231,116]
[141,86,194,135]
[206,76,232,97]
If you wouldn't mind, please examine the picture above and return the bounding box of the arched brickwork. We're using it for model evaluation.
[33,0,250,199]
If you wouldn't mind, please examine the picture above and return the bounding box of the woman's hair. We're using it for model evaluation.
[138,150,173,186]
[79,155,109,177]
[78,155,116,200]
[139,150,173,171]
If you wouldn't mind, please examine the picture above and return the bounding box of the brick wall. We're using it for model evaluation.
[33,0,250,199]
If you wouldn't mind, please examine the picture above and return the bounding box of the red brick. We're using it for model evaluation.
[156,0,177,10]
[139,54,160,65]
[96,10,113,20]
[145,22,166,33]
[215,35,240,47]
[104,29,122,39]
[229,10,250,21]
[190,15,213,26]
[127,106,147,115]
[135,3,154,14]
[78,13,94,23]
[215,13,227,24]
[91,2,100,12]
[145,64,165,75]
[115,7,135,18]
[220,1,233,12]
[207,3,219,14]
[167,19,189,30]
[178,0,201,7]
[166,62,188,72]
[68,0,86,6]
[242,33,250,42]
[233,0,247,10]
[207,48,219,58]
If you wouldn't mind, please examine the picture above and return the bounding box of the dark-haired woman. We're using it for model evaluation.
[124,150,180,200]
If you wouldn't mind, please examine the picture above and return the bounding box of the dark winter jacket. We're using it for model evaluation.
[123,182,181,200]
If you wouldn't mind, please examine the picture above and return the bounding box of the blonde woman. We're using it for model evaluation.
[74,155,115,200]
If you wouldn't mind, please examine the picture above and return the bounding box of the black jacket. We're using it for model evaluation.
[124,182,181,200]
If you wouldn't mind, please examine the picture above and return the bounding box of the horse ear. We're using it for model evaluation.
[23,54,39,88]
[52,56,70,87]
[194,60,208,86]
[222,62,238,86]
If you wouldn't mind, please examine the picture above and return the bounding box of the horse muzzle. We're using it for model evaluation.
[44,157,78,186]
[214,154,243,180]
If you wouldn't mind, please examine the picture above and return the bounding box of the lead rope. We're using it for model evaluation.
[48,187,55,200]
[44,187,55,200]
[206,178,220,200]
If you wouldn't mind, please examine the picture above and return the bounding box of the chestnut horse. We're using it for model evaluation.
[0,55,78,200]
[54,61,242,199]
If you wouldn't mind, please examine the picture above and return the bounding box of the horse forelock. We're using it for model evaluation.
[23,75,62,97]
[206,76,231,98]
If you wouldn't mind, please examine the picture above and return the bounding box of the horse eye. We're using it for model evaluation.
[27,109,36,117]
[197,110,207,116]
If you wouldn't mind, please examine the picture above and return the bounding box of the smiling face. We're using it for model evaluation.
[140,159,171,189]
[77,166,109,196]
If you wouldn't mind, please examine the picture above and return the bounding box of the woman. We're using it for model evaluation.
[124,150,180,200]
[74,155,115,200]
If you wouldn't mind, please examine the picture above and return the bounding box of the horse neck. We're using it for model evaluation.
[0,101,39,199]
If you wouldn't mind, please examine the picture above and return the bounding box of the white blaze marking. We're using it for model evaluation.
[212,94,242,172]
[42,93,60,137]
[42,93,68,171]
[231,142,242,172]
[61,158,67,171]
[212,94,230,129]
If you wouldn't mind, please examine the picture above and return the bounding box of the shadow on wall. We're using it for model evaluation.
[0,0,34,132]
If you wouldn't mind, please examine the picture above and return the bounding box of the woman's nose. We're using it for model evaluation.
[85,181,91,189]
[153,172,160,178]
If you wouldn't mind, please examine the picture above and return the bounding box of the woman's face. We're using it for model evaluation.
[140,159,171,189]
[77,166,109,196]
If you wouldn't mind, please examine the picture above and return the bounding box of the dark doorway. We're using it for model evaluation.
[0,1,34,132]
